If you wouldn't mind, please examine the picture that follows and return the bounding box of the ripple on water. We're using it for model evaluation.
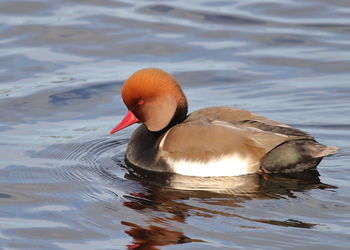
[35,137,127,182]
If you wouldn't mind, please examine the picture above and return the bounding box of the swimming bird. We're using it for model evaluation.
[110,68,338,177]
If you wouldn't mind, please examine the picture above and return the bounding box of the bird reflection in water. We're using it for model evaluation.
[121,220,203,250]
[119,163,336,249]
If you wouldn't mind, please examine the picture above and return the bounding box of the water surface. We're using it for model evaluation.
[1,0,350,249]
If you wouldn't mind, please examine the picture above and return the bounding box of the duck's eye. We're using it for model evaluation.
[137,99,144,105]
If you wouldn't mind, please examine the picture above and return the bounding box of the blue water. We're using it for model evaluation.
[1,0,350,249]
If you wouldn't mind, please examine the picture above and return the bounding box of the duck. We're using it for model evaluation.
[110,68,338,177]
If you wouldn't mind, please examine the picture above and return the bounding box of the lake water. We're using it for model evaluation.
[1,0,350,249]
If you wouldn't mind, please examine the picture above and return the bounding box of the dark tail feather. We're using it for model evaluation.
[310,145,338,158]
[260,140,338,174]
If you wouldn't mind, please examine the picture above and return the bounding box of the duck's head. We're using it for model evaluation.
[110,68,188,134]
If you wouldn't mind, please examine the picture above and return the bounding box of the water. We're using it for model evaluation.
[1,0,350,249]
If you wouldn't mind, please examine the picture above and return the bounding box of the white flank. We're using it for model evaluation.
[166,154,255,177]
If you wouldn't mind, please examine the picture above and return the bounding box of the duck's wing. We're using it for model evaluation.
[158,119,290,175]
[186,107,312,138]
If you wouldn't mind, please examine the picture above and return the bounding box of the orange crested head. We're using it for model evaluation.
[110,68,188,134]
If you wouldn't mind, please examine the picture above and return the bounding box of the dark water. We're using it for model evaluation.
[1,0,350,249]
